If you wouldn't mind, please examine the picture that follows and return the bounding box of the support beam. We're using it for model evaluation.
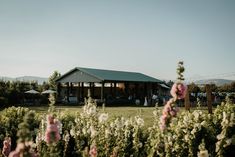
[206,84,213,114]
[92,83,95,98]
[101,82,104,101]
[66,82,69,103]
[81,82,84,100]
[114,82,117,98]
[89,83,92,97]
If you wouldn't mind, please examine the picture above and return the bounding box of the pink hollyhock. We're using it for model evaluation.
[9,142,38,157]
[159,98,180,130]
[89,145,97,157]
[8,151,19,157]
[45,115,61,144]
[170,83,187,99]
[2,137,11,157]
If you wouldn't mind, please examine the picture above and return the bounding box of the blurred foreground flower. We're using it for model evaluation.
[2,137,11,157]
[44,115,61,144]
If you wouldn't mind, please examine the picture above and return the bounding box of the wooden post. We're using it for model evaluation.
[77,82,80,102]
[101,82,104,101]
[114,82,117,98]
[89,83,92,97]
[81,82,84,100]
[66,82,70,103]
[206,84,213,114]
[184,86,190,111]
[92,83,95,98]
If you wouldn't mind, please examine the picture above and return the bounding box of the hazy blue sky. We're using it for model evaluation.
[0,0,235,81]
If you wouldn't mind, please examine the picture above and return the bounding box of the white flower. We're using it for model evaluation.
[184,134,190,142]
[110,122,115,128]
[82,128,87,135]
[105,129,111,138]
[135,116,144,127]
[222,112,227,123]
[114,118,123,129]
[125,119,130,126]
[217,133,224,140]
[201,121,207,126]
[90,125,97,138]
[64,132,70,142]
[224,138,232,147]
[197,150,209,157]
[88,106,96,115]
[193,111,200,120]
[191,128,197,135]
[138,142,143,148]
[99,113,109,123]
[70,129,75,136]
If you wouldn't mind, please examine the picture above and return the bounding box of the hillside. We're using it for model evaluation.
[194,79,234,86]
[0,76,48,84]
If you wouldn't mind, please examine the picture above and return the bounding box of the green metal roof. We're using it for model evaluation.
[56,67,163,83]
[79,67,162,82]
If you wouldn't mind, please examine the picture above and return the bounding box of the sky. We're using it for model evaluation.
[0,0,235,81]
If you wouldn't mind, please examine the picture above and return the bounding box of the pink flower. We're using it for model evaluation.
[170,83,187,99]
[45,115,61,144]
[89,145,97,157]
[159,123,166,131]
[8,151,20,157]
[160,115,167,124]
[159,98,180,130]
[169,110,176,117]
[2,137,11,157]
[9,143,24,157]
[47,115,54,124]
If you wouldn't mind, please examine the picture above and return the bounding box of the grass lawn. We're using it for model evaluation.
[28,105,212,128]
[0,104,212,128]
[28,105,160,127]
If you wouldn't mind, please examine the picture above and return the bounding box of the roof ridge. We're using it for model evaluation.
[77,67,140,74]
[78,67,104,81]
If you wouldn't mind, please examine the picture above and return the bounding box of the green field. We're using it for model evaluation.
[28,106,160,127]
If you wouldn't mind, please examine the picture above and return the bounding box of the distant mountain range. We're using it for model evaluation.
[193,79,234,86]
[0,76,234,86]
[0,76,48,84]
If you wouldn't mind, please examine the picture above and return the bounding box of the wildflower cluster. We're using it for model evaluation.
[0,97,234,156]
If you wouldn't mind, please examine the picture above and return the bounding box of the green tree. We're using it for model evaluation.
[48,71,61,90]
[188,83,200,93]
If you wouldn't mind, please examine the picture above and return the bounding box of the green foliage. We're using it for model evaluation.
[0,102,234,156]
[48,71,61,90]
[0,80,41,107]
[0,107,40,150]
[177,61,185,81]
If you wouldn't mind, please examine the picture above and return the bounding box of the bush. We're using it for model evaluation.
[0,107,40,150]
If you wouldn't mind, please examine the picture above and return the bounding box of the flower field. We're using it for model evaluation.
[0,95,234,157]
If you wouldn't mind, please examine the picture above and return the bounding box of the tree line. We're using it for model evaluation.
[0,71,61,107]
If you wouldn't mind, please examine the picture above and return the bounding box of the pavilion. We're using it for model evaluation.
[55,67,169,105]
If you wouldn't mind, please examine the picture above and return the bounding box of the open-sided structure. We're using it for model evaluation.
[56,67,169,105]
